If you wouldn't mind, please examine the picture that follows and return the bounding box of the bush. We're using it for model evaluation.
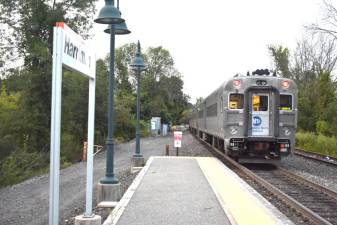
[61,132,81,163]
[316,120,330,136]
[140,120,150,137]
[296,132,337,157]
[0,149,48,188]
[0,135,17,162]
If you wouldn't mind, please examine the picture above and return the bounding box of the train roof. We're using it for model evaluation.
[199,69,297,105]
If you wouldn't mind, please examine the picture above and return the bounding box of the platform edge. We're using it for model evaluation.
[102,157,154,225]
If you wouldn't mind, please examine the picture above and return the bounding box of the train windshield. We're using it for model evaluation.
[280,94,292,110]
[229,94,244,109]
[252,95,268,111]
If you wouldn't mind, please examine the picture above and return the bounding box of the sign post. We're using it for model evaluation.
[174,131,182,156]
[49,22,96,225]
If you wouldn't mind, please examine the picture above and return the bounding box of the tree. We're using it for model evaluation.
[268,45,291,78]
[0,0,97,153]
[269,36,337,135]
[306,0,337,40]
[0,82,21,161]
[141,46,189,124]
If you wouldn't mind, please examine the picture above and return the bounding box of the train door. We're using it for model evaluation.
[204,101,207,129]
[249,92,275,136]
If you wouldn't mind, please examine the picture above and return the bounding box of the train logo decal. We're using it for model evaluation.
[253,116,262,126]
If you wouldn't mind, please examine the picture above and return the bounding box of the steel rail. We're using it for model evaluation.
[294,148,337,166]
[277,167,337,201]
[195,136,333,225]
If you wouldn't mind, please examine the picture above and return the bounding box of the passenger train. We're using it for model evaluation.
[190,69,298,163]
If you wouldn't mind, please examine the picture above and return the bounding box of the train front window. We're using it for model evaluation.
[280,94,292,110]
[229,94,244,109]
[252,95,268,111]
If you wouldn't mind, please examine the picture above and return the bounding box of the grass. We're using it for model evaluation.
[296,132,337,157]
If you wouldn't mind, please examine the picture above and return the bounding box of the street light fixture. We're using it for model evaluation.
[104,0,130,35]
[104,21,131,35]
[130,41,147,168]
[94,0,129,203]
[94,0,124,24]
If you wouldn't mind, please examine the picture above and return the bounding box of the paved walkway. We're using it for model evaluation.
[104,157,293,225]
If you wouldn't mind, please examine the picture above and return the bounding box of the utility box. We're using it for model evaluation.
[162,124,168,136]
[151,117,161,135]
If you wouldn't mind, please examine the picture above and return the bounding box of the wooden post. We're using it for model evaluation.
[82,142,88,162]
[165,145,170,156]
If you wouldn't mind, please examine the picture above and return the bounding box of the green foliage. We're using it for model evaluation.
[0,41,190,187]
[269,43,337,136]
[94,59,108,143]
[0,83,22,160]
[61,132,81,164]
[0,136,18,162]
[0,0,97,187]
[268,45,291,78]
[296,132,337,157]
[316,121,330,136]
[0,149,48,188]
[115,91,136,141]
[140,120,150,137]
[180,108,192,124]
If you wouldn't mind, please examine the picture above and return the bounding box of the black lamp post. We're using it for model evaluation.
[130,41,146,168]
[94,0,130,202]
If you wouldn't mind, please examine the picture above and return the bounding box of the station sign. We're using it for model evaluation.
[50,22,96,225]
[55,22,94,78]
[174,131,182,148]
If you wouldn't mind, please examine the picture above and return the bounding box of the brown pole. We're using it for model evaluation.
[82,142,88,161]
[165,145,169,156]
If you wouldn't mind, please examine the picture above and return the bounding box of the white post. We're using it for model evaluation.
[49,26,63,225]
[85,63,96,217]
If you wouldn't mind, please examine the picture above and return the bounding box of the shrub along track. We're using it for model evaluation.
[194,134,337,225]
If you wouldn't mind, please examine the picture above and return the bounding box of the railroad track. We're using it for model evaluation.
[196,136,337,225]
[250,166,337,225]
[294,148,337,166]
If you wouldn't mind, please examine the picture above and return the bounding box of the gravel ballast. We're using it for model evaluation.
[280,154,337,192]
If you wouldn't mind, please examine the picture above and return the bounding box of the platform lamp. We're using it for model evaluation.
[94,0,129,203]
[104,0,131,35]
[130,41,147,168]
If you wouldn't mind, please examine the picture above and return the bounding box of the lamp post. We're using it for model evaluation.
[94,0,129,203]
[130,41,146,168]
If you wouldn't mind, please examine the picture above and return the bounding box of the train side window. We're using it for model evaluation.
[252,95,268,111]
[229,94,244,109]
[280,94,292,110]
[198,110,203,118]
[220,96,223,113]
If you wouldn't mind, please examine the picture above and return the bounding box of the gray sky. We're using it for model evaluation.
[92,0,322,103]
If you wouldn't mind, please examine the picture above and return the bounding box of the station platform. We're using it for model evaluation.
[103,157,293,225]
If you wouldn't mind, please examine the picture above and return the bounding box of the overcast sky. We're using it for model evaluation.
[92,0,322,103]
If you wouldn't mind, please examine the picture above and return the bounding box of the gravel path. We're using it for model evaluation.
[0,132,211,225]
[280,154,337,192]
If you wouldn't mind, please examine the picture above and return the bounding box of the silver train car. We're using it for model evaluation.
[190,69,298,163]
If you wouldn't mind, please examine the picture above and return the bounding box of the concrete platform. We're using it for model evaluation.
[103,157,293,225]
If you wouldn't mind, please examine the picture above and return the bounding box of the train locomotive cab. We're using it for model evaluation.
[224,70,297,163]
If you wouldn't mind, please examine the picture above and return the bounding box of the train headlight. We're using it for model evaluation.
[230,126,238,135]
[282,80,290,89]
[283,127,291,136]
[233,79,241,88]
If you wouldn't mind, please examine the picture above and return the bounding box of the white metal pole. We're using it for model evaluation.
[49,26,63,225]
[85,62,96,217]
